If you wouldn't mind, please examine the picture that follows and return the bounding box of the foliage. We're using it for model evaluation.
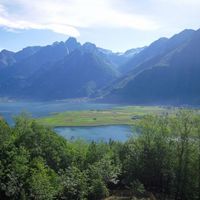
[0,110,200,199]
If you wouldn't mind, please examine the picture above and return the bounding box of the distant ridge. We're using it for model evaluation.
[1,29,200,105]
[0,37,140,100]
[102,29,200,105]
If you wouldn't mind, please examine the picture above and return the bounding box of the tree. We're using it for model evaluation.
[58,167,88,200]
[28,157,59,200]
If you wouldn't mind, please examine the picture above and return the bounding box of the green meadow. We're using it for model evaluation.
[37,106,174,127]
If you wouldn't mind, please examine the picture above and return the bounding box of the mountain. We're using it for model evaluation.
[0,50,15,69]
[123,47,146,57]
[14,46,41,62]
[120,29,195,74]
[1,29,200,104]
[0,46,42,70]
[102,29,200,105]
[98,47,144,68]
[0,38,120,100]
[22,50,118,99]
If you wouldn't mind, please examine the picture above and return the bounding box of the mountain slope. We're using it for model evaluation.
[0,38,119,100]
[14,46,41,62]
[1,29,199,104]
[98,47,144,68]
[0,50,15,70]
[103,29,200,105]
[120,29,195,74]
[21,49,119,100]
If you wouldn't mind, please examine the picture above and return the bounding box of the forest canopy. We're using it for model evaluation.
[0,110,200,200]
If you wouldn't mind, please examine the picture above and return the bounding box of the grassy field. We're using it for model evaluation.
[37,106,174,127]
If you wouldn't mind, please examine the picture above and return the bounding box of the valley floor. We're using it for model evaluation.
[37,106,173,127]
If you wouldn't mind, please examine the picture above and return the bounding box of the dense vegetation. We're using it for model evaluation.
[0,110,200,199]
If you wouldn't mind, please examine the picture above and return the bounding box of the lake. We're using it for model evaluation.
[0,101,133,142]
[55,125,134,142]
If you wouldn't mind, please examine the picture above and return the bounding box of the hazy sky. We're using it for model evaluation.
[0,0,200,52]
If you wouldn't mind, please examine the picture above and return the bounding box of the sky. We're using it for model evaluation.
[0,0,200,52]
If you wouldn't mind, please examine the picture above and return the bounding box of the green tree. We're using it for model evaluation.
[28,157,58,200]
[58,167,88,200]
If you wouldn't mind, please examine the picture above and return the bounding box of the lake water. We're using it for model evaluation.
[0,101,133,142]
[55,125,134,142]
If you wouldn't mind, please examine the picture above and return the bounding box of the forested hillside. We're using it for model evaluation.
[0,111,200,200]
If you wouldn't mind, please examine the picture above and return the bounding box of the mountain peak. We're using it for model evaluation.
[52,41,64,46]
[65,37,81,52]
[180,29,195,34]
[65,37,78,45]
[0,49,14,55]
[82,42,97,52]
[169,29,195,42]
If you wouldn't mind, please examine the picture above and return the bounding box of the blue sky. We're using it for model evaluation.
[0,0,200,52]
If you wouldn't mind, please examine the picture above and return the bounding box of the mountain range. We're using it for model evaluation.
[102,29,200,105]
[0,28,200,105]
